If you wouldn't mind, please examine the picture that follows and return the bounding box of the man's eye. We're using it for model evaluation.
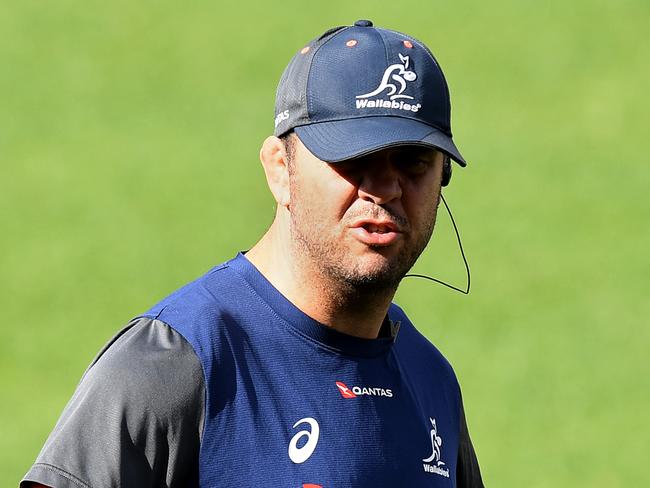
[331,160,364,181]
[402,159,430,175]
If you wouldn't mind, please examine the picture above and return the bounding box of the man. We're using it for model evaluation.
[22,20,484,487]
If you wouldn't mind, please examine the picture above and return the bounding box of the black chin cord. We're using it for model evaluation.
[404,194,471,295]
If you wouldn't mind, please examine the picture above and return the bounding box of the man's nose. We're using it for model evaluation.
[357,161,403,205]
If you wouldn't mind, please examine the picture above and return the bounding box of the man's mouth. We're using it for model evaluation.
[351,220,403,246]
[361,223,397,234]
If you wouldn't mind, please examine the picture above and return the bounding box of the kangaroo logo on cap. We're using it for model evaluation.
[357,54,417,101]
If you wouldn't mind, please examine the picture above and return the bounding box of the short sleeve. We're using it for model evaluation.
[456,392,485,488]
[20,317,205,488]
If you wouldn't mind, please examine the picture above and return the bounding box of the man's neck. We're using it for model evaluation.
[245,225,396,340]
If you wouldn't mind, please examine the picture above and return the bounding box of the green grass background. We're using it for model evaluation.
[1,0,648,486]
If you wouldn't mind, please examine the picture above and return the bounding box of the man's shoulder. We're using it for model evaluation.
[21,317,204,488]
[134,253,274,359]
[85,317,205,418]
[138,255,256,333]
[388,303,459,384]
[142,259,236,320]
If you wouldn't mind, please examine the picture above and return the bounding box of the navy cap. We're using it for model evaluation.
[273,20,467,166]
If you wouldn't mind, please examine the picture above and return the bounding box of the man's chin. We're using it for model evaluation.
[336,255,411,290]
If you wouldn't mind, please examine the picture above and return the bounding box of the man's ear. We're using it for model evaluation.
[259,136,291,207]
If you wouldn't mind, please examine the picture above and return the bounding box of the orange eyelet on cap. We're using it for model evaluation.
[403,40,413,48]
[346,39,357,47]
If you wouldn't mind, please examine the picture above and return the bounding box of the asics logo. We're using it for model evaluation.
[288,417,320,464]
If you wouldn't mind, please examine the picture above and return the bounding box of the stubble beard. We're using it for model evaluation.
[289,196,437,295]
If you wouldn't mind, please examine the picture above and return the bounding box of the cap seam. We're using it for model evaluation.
[306,26,352,119]
[293,112,445,129]
[376,28,390,70]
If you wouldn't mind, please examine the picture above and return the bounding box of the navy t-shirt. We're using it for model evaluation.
[22,253,483,487]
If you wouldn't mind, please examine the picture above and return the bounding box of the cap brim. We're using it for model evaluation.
[294,116,467,166]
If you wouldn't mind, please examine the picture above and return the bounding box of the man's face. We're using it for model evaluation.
[287,136,445,290]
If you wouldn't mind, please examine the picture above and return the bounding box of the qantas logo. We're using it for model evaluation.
[335,381,393,399]
[335,381,357,398]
